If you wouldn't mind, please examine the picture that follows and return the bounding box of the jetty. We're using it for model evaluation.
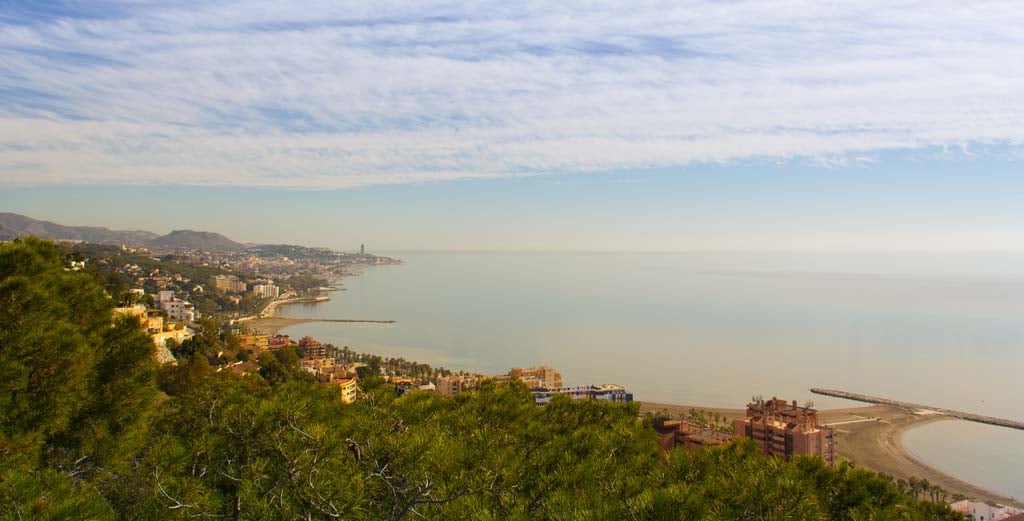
[306,318,395,324]
[811,388,1024,432]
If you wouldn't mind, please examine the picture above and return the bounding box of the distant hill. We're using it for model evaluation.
[0,212,248,252]
[0,212,160,245]
[147,229,246,252]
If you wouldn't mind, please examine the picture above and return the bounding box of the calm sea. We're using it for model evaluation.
[279,252,1024,499]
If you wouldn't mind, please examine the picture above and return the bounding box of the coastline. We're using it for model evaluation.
[640,402,1023,508]
[241,262,1020,508]
[245,268,392,336]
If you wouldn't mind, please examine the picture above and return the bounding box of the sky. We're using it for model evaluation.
[1,1,1023,251]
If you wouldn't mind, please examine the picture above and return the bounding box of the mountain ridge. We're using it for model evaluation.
[0,212,246,251]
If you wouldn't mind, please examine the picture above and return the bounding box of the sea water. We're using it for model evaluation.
[279,252,1024,498]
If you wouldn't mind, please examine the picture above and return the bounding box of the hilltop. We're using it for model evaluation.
[146,229,245,252]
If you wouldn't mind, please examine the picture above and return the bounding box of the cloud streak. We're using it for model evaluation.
[1,0,1023,188]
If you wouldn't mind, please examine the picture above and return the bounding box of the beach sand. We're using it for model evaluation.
[244,316,317,336]
[640,402,1023,508]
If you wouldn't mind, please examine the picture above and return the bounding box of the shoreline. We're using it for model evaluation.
[245,270,392,336]
[640,401,1023,508]
[240,262,1020,508]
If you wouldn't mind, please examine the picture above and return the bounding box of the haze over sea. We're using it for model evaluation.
[279,252,1024,499]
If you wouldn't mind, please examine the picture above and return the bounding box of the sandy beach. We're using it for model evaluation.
[640,402,1023,508]
[243,279,394,336]
[245,316,318,336]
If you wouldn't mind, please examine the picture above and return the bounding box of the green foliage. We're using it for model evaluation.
[0,238,154,463]
[0,237,966,520]
[0,238,157,518]
[0,457,115,521]
[281,274,327,294]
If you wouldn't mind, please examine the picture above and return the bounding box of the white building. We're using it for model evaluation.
[163,299,196,322]
[949,500,1021,521]
[157,290,196,322]
[531,384,634,406]
[252,283,280,299]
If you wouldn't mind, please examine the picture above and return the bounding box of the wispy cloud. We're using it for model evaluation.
[1,0,1023,188]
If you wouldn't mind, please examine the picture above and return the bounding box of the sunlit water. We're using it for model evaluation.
[279,252,1024,498]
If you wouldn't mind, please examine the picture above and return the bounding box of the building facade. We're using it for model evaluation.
[156,290,196,322]
[653,419,732,452]
[510,366,563,389]
[732,397,836,465]
[531,384,633,405]
[949,500,1021,520]
[298,336,326,357]
[163,299,196,323]
[252,283,280,298]
[214,274,247,293]
[436,375,477,396]
[239,334,268,352]
[337,376,358,404]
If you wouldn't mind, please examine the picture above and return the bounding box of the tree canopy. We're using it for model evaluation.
[0,237,962,520]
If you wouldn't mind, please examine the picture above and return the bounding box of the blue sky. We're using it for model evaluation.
[1,1,1023,251]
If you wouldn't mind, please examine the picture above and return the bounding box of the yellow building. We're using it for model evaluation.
[112,305,146,323]
[144,310,164,334]
[509,366,563,389]
[238,334,269,352]
[337,376,358,404]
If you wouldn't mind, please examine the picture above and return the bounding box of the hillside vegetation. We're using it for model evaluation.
[0,237,960,520]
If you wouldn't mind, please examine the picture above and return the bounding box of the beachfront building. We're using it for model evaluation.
[653,419,732,452]
[531,384,633,406]
[252,283,280,298]
[732,397,836,465]
[510,366,563,389]
[949,500,1022,520]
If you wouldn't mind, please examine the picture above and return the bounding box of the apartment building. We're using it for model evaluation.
[531,384,633,405]
[214,274,247,293]
[436,374,477,396]
[252,283,280,298]
[732,397,836,465]
[509,366,563,389]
